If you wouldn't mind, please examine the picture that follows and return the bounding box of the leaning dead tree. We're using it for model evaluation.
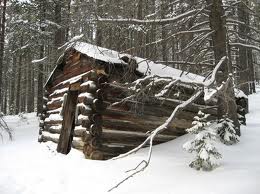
[108,56,233,192]
[0,115,12,140]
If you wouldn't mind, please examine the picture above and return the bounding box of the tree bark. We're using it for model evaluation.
[238,0,250,95]
[15,37,23,114]
[206,0,240,135]
[37,1,45,115]
[0,0,7,111]
[96,0,103,46]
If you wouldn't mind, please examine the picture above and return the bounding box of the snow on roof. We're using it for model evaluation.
[46,41,205,87]
[135,57,205,83]
[70,42,204,83]
[71,42,124,64]
[45,42,247,99]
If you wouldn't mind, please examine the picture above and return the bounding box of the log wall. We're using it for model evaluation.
[40,49,245,160]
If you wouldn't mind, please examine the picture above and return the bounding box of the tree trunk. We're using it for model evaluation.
[15,37,23,114]
[0,0,7,111]
[37,1,46,115]
[161,0,168,63]
[96,0,103,46]
[206,0,240,135]
[238,0,250,95]
[27,53,34,112]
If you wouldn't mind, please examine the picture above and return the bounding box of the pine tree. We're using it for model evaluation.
[217,115,240,145]
[183,111,222,171]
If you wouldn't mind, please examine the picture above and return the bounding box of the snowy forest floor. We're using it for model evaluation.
[1,88,260,194]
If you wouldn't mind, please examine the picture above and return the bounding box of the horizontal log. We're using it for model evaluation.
[102,110,191,134]
[101,128,177,143]
[43,124,62,134]
[74,126,86,136]
[80,80,97,93]
[44,120,62,125]
[41,131,84,150]
[104,106,196,122]
[41,131,60,143]
[77,103,93,115]
[78,93,95,105]
[49,71,95,94]
[52,65,92,87]
[156,97,217,115]
[72,137,84,150]
[47,101,63,110]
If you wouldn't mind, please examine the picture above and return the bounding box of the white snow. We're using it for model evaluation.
[1,88,260,194]
[71,42,125,64]
[44,114,63,122]
[49,88,69,97]
[69,42,205,83]
[78,92,94,99]
[80,80,97,90]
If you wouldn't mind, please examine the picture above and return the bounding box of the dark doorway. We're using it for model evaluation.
[57,90,78,154]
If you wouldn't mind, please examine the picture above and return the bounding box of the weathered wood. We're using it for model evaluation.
[74,126,86,136]
[47,101,63,110]
[70,82,81,91]
[89,124,102,137]
[44,120,62,125]
[78,94,95,105]
[80,81,97,93]
[72,137,84,150]
[52,66,92,87]
[101,128,177,143]
[103,111,192,131]
[57,90,78,154]
[42,131,84,150]
[93,99,106,112]
[43,124,62,134]
[97,75,108,87]
[41,132,60,143]
[96,89,106,100]
[90,151,104,160]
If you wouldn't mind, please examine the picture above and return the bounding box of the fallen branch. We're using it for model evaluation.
[108,89,203,192]
[108,57,227,192]
[0,116,12,141]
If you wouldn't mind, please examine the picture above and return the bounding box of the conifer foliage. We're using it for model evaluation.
[183,111,222,171]
[217,116,240,145]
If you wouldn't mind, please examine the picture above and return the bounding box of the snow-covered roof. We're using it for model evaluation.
[71,42,204,82]
[45,41,205,87]
[46,41,247,100]
[71,42,125,65]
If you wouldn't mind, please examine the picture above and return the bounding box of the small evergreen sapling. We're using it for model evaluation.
[217,115,239,145]
[183,111,222,171]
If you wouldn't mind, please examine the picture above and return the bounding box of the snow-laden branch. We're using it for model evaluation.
[204,56,227,87]
[230,43,260,52]
[155,61,214,67]
[31,57,48,64]
[108,57,227,191]
[108,89,203,192]
[98,10,197,25]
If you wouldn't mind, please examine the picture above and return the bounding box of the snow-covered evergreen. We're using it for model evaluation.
[217,116,240,145]
[183,111,222,171]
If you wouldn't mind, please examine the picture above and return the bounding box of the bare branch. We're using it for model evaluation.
[97,10,198,25]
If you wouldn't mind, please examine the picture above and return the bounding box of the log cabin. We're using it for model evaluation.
[38,42,247,160]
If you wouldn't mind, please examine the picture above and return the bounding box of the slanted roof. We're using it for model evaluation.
[45,42,205,87]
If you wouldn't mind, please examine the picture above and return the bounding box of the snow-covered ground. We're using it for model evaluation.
[1,89,260,194]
